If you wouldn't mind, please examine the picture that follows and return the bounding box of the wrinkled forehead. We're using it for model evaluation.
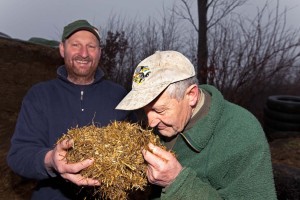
[144,90,175,110]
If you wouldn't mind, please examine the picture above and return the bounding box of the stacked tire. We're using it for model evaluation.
[264,95,300,140]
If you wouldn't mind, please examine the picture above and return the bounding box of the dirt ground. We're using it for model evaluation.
[0,37,62,199]
[269,135,300,200]
[270,137,300,168]
[0,37,299,199]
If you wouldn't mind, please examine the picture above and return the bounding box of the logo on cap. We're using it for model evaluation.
[133,66,151,84]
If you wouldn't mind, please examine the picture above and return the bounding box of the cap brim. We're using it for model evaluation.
[65,27,100,41]
[116,82,170,110]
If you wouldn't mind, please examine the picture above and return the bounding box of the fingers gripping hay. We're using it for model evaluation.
[57,121,166,200]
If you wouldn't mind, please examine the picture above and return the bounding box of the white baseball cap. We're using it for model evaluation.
[116,50,196,110]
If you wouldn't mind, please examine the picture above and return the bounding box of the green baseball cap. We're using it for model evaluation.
[62,19,100,42]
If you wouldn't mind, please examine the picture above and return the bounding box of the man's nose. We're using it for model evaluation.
[79,46,88,57]
[147,114,159,128]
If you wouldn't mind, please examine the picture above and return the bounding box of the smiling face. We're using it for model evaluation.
[59,30,101,85]
[143,84,199,137]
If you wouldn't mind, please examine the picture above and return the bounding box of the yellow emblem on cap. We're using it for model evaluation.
[133,66,151,84]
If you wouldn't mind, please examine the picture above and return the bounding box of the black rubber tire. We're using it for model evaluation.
[266,95,300,113]
[264,106,300,123]
[264,116,300,132]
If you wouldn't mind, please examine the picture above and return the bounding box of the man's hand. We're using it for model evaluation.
[142,143,182,187]
[44,139,100,186]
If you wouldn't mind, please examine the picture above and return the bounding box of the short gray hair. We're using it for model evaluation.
[165,76,199,100]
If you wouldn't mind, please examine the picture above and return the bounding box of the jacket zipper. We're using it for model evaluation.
[80,90,84,111]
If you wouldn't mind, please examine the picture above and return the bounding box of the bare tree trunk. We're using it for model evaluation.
[198,0,208,84]
[178,0,249,84]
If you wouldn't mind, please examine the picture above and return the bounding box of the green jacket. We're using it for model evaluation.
[155,85,277,200]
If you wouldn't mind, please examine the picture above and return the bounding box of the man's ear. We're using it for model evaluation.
[186,84,199,107]
[59,42,65,58]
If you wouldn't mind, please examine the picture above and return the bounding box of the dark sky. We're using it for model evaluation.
[0,0,174,40]
[0,0,298,41]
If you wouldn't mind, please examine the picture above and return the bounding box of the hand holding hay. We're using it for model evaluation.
[142,143,183,188]
[57,121,169,200]
[46,138,100,187]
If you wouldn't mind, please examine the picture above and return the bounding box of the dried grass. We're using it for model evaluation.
[57,121,165,200]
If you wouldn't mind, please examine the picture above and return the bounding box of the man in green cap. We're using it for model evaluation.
[7,19,135,199]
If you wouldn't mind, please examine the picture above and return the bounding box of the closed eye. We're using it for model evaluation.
[153,109,165,114]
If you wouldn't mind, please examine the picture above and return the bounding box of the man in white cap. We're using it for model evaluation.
[116,51,277,199]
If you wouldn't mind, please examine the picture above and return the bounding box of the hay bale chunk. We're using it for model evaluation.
[58,121,165,200]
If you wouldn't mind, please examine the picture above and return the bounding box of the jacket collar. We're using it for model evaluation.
[181,85,225,152]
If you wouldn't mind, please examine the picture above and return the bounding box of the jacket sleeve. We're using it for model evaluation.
[7,87,53,180]
[160,167,222,200]
[160,130,277,200]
